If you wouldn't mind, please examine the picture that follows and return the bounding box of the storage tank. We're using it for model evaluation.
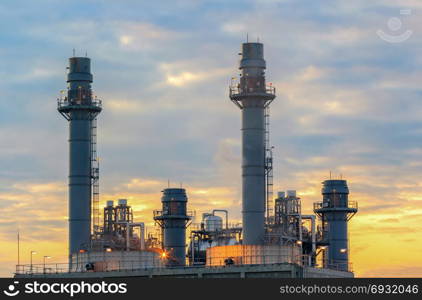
[287,190,296,197]
[204,215,223,231]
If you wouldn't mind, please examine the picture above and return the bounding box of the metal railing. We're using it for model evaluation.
[16,263,70,275]
[207,254,307,267]
[325,261,353,272]
[16,259,165,276]
[17,254,304,276]
[16,255,353,276]
[57,96,102,109]
[313,201,358,210]
[153,210,195,218]
[229,84,276,97]
[189,222,242,231]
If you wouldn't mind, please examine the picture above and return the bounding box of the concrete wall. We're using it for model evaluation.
[303,266,354,278]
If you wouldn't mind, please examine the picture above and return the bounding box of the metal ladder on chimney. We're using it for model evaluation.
[264,106,274,224]
[91,117,100,238]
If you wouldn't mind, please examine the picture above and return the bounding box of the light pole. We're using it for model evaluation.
[30,251,36,274]
[43,256,51,274]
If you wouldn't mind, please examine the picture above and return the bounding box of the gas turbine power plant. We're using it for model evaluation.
[15,42,358,278]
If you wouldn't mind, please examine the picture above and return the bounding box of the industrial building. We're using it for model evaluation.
[15,42,358,278]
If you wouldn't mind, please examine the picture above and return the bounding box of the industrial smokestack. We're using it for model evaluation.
[314,179,358,271]
[230,42,276,245]
[154,188,191,266]
[58,57,102,254]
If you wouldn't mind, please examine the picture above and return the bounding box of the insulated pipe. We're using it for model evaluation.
[116,221,145,251]
[212,209,229,229]
[301,215,316,254]
[139,223,145,250]
[130,222,146,250]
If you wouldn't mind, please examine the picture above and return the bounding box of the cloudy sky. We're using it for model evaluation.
[1,0,422,277]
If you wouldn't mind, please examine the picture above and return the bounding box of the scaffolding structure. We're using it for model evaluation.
[274,192,302,243]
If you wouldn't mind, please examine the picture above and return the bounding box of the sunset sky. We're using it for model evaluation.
[1,0,422,277]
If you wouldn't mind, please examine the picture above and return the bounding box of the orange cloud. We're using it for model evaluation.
[1,170,422,277]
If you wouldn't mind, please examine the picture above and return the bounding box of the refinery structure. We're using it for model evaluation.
[15,42,358,278]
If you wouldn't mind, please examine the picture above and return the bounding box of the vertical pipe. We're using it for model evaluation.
[17,230,20,266]
[126,222,130,251]
[310,216,316,254]
[140,223,145,250]
[301,215,316,264]
[212,209,229,229]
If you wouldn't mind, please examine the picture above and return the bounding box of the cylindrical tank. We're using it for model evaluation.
[230,43,276,245]
[58,57,102,254]
[118,199,127,206]
[103,201,114,234]
[154,188,191,266]
[204,215,223,231]
[287,190,296,197]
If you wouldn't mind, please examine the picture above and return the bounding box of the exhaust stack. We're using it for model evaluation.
[230,42,276,245]
[314,179,358,271]
[58,57,102,254]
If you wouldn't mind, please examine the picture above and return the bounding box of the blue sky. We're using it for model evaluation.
[1,0,422,277]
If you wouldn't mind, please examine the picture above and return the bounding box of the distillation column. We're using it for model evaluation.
[314,179,358,271]
[58,57,102,254]
[230,42,276,245]
[154,188,191,266]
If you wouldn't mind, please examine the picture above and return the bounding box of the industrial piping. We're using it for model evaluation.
[301,214,316,266]
[58,57,102,254]
[212,209,229,229]
[230,42,276,245]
